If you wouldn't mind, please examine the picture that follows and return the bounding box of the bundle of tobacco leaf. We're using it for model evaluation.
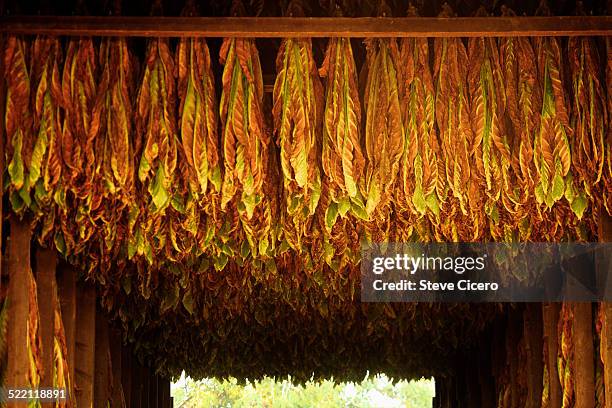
[86,36,139,278]
[319,38,366,223]
[433,4,481,241]
[532,2,572,213]
[606,39,612,215]
[395,4,444,242]
[567,32,606,221]
[176,33,222,256]
[273,1,323,254]
[60,36,98,255]
[220,35,276,262]
[467,7,512,240]
[134,36,178,268]
[499,5,542,240]
[317,35,364,269]
[28,37,63,226]
[557,303,574,408]
[4,36,33,215]
[361,36,403,223]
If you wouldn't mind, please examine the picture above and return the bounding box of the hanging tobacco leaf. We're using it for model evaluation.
[176,33,222,257]
[533,37,572,210]
[273,14,323,251]
[362,38,403,219]
[466,8,512,240]
[4,36,33,214]
[433,4,480,241]
[499,5,542,240]
[395,5,443,242]
[567,34,606,220]
[319,37,366,223]
[219,36,276,260]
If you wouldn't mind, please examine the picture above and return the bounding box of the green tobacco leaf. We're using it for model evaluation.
[8,129,25,190]
[570,194,588,219]
[325,202,339,231]
[150,165,170,211]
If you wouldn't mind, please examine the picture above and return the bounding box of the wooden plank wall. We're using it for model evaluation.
[3,217,174,407]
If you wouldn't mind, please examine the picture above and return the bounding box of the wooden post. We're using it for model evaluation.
[543,302,562,408]
[599,212,611,408]
[574,302,596,408]
[465,351,481,408]
[94,310,111,407]
[57,263,77,400]
[160,378,169,408]
[110,328,125,407]
[0,29,5,296]
[150,372,158,408]
[524,303,543,408]
[6,215,32,389]
[478,333,495,408]
[141,364,150,408]
[75,284,96,407]
[506,309,522,408]
[121,345,133,406]
[131,360,143,408]
[35,246,57,389]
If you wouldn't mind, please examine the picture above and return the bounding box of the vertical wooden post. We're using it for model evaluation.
[110,328,125,407]
[543,302,562,408]
[121,345,133,406]
[35,247,57,389]
[57,263,77,400]
[143,366,151,407]
[524,303,543,408]
[6,216,32,389]
[465,351,481,408]
[160,378,170,408]
[131,359,143,408]
[150,372,158,408]
[94,310,111,407]
[75,284,96,407]
[506,309,522,408]
[0,29,6,296]
[574,302,595,408]
[598,212,612,408]
[478,333,495,408]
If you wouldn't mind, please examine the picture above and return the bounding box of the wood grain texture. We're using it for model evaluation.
[35,247,56,389]
[6,215,31,389]
[0,16,610,37]
[75,284,96,407]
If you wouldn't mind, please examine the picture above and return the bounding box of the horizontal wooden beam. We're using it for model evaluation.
[0,16,611,37]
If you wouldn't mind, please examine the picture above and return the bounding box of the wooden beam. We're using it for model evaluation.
[543,303,562,408]
[35,246,57,389]
[0,15,610,37]
[75,284,96,407]
[6,215,32,389]
[57,263,77,400]
[574,302,595,408]
[94,309,111,407]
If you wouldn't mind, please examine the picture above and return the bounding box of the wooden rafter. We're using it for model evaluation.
[0,15,611,37]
